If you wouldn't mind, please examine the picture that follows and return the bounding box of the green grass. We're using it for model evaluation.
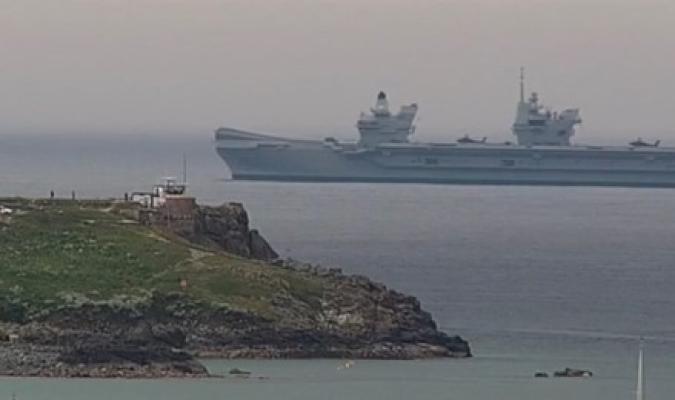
[0,200,326,321]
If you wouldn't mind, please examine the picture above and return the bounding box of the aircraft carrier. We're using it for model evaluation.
[215,73,675,187]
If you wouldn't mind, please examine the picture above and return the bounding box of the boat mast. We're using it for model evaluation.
[182,152,188,186]
[520,67,525,103]
[636,339,645,400]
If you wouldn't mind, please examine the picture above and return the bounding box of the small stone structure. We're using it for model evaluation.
[160,196,196,234]
[139,196,196,235]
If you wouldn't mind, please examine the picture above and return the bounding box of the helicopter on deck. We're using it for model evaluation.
[457,135,487,144]
[630,138,660,147]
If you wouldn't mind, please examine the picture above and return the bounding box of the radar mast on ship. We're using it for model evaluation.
[372,91,391,117]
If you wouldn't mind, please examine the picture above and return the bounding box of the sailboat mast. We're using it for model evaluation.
[182,152,188,185]
[636,341,645,400]
[520,67,525,103]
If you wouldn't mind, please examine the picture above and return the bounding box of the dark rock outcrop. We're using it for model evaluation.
[553,368,593,378]
[58,343,207,375]
[249,229,278,261]
[192,203,279,261]
[0,343,208,378]
[151,324,187,348]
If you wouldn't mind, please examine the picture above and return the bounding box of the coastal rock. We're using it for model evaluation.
[249,229,278,261]
[5,280,470,362]
[58,343,207,375]
[151,324,187,348]
[0,342,209,378]
[192,203,279,261]
[553,368,593,378]
[229,367,252,376]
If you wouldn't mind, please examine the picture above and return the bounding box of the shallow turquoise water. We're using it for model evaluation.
[0,340,669,400]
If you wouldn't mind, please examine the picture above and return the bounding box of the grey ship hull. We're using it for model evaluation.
[215,129,675,188]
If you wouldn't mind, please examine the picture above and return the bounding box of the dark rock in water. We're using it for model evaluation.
[229,367,251,375]
[534,372,549,378]
[553,368,593,378]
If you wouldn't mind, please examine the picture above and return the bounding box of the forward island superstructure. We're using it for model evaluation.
[215,73,675,187]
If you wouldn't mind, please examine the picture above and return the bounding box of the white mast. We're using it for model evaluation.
[636,340,645,400]
[182,152,188,185]
[520,67,525,103]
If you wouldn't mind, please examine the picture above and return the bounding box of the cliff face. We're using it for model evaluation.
[0,198,469,377]
[140,200,279,261]
[192,203,278,261]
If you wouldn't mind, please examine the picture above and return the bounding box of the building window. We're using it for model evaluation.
[501,159,516,167]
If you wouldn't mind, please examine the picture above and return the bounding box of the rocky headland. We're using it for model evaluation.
[0,197,470,378]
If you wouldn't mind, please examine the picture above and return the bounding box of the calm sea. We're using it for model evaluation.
[1,135,674,399]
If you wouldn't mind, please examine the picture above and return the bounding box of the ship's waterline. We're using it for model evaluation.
[217,144,675,187]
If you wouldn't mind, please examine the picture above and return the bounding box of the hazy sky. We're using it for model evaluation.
[2,0,675,143]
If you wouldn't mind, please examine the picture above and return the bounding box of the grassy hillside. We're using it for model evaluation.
[0,199,323,322]
[0,198,471,363]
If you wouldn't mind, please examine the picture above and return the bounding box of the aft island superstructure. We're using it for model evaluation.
[215,73,675,187]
